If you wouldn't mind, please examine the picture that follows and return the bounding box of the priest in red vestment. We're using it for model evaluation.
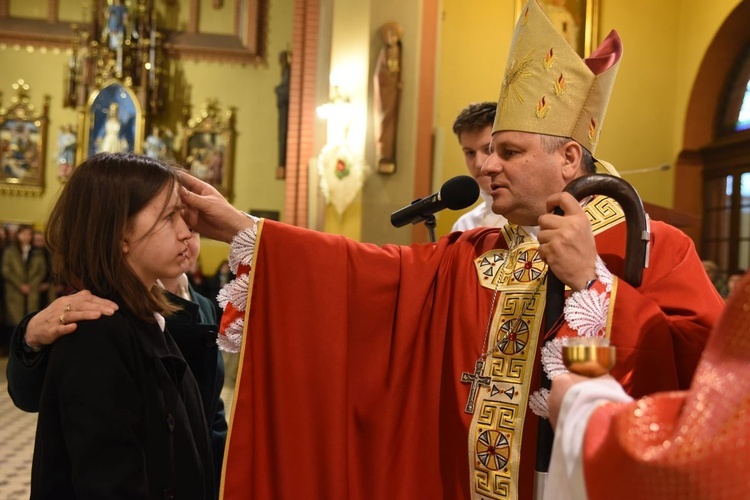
[546,271,750,500]
[179,1,724,498]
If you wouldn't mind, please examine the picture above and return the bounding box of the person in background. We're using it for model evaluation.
[205,260,232,323]
[7,230,228,497]
[22,152,215,498]
[725,268,746,298]
[545,270,750,500]
[2,225,47,332]
[187,255,208,297]
[451,102,508,231]
[701,259,728,297]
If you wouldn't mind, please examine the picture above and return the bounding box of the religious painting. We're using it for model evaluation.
[182,100,236,201]
[81,80,143,160]
[516,0,599,57]
[0,80,48,196]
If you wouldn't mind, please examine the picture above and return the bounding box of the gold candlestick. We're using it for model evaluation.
[562,338,616,377]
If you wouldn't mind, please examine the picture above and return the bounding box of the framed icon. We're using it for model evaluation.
[0,80,49,196]
[81,79,143,160]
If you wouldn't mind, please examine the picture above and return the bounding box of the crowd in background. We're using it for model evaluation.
[702,259,747,300]
[0,224,232,356]
[0,225,53,356]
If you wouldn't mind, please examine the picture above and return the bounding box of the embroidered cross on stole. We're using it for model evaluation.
[468,225,547,500]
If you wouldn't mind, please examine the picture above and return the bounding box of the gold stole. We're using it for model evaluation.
[468,197,625,500]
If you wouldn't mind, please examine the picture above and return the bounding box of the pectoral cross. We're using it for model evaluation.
[461,358,491,414]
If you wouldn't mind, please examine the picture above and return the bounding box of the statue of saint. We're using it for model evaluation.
[98,103,127,153]
[373,22,403,174]
[275,50,291,179]
[57,124,77,179]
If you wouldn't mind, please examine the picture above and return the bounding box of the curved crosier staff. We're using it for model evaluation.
[535,174,651,500]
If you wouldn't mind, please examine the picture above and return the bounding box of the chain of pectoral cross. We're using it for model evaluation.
[461,236,548,414]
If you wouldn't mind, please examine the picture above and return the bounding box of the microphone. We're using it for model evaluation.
[391,175,479,228]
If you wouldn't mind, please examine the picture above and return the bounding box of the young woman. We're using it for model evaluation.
[30,152,215,499]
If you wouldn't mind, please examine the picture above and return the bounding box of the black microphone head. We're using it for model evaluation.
[440,175,480,210]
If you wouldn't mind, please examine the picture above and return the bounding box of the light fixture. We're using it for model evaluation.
[316,85,352,122]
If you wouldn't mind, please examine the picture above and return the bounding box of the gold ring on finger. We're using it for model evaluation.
[64,303,72,312]
[59,314,66,325]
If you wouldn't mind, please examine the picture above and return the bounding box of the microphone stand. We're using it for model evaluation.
[424,215,437,243]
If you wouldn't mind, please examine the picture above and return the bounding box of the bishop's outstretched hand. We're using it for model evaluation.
[178,171,254,244]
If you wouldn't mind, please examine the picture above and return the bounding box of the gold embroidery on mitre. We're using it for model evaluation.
[553,73,566,96]
[543,48,555,69]
[588,116,599,146]
[535,96,549,118]
[497,39,535,123]
[522,6,530,25]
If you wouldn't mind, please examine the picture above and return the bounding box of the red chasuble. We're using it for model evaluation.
[220,209,722,500]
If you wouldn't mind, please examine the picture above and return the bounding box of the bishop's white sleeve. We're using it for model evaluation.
[544,377,633,500]
[215,216,258,352]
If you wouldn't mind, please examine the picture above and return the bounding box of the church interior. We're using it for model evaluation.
[1,0,749,496]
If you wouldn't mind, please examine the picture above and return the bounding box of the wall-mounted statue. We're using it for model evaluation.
[373,21,403,175]
[56,124,77,180]
[275,50,291,180]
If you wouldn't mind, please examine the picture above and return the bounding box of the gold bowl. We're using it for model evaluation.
[562,344,616,377]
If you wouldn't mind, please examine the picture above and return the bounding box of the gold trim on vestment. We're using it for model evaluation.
[219,218,264,500]
[468,197,624,499]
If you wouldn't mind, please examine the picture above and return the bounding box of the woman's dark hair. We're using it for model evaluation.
[46,152,180,322]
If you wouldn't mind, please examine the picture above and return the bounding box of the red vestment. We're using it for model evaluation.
[582,272,750,499]
[220,212,721,499]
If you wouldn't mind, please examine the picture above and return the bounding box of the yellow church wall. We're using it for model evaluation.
[671,0,743,149]
[592,0,683,206]
[434,0,515,235]
[197,0,237,34]
[0,0,293,276]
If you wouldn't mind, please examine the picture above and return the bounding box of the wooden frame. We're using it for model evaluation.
[0,0,268,64]
[0,80,49,196]
[515,0,599,57]
[182,100,236,201]
[80,80,143,160]
[164,0,268,64]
